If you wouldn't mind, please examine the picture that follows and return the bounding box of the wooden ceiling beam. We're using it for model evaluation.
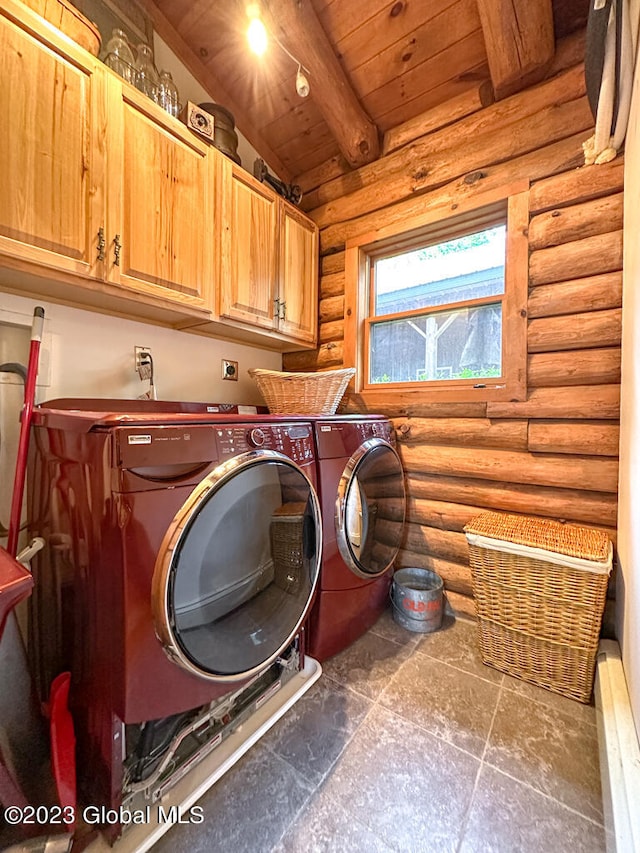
[264,0,380,168]
[382,81,495,156]
[476,0,555,99]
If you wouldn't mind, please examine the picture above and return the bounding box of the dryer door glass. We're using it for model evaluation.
[337,439,405,578]
[153,453,321,681]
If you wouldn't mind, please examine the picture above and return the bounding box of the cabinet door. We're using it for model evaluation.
[219,163,278,330]
[278,203,318,345]
[0,3,104,279]
[106,82,213,308]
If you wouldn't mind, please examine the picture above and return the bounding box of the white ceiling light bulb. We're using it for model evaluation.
[247,17,268,56]
[247,13,309,99]
[295,65,310,98]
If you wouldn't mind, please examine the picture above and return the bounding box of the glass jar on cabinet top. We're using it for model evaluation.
[134,42,161,103]
[103,28,135,84]
[159,70,181,117]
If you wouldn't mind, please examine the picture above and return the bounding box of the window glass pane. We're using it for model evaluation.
[374,225,506,315]
[369,303,502,384]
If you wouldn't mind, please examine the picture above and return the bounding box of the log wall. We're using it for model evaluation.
[283,61,622,619]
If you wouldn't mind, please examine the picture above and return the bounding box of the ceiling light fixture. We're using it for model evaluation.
[273,37,310,98]
[246,7,310,98]
[295,64,310,98]
[247,16,268,56]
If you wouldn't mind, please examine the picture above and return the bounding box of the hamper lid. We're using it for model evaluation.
[272,502,306,520]
[464,511,612,571]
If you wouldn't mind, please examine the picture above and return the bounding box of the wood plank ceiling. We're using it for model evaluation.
[143,0,590,185]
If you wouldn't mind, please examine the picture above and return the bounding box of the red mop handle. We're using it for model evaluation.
[7,307,45,558]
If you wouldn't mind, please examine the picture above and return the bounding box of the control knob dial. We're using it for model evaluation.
[248,427,266,447]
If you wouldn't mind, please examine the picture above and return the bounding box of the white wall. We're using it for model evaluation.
[0,292,280,401]
[616,17,640,742]
[0,291,281,529]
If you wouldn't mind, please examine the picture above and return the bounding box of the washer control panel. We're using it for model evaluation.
[315,419,393,458]
[357,420,392,441]
[215,423,314,464]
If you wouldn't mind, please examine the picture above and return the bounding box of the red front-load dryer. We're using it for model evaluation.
[306,416,406,661]
[27,399,322,817]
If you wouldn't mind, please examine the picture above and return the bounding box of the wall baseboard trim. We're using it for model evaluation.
[595,639,640,853]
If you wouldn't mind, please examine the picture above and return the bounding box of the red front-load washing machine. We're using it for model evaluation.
[306,416,406,661]
[27,399,322,824]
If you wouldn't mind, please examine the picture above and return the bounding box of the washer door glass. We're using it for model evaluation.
[337,439,405,578]
[153,452,321,681]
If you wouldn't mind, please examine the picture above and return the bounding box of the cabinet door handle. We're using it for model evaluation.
[113,234,122,267]
[279,301,286,320]
[97,227,106,262]
[274,297,280,315]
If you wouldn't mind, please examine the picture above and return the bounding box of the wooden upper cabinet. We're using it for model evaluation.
[278,202,318,345]
[0,1,317,344]
[0,2,104,278]
[218,162,279,329]
[105,81,213,308]
[214,157,318,347]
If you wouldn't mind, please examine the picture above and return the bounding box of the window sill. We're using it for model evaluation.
[355,379,526,407]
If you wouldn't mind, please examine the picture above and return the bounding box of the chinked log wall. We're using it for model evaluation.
[282,51,623,618]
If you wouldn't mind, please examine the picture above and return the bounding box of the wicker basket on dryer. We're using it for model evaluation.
[248,367,355,415]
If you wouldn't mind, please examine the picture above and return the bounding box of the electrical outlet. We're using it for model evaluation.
[222,359,238,381]
[134,346,152,372]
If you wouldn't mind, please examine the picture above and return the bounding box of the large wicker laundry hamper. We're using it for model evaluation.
[464,512,613,703]
[270,502,307,594]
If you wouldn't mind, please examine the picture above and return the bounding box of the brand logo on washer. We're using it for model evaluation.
[128,434,152,445]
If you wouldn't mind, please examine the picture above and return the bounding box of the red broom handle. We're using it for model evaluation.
[7,307,44,558]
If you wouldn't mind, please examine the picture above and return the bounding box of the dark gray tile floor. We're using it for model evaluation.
[154,609,606,852]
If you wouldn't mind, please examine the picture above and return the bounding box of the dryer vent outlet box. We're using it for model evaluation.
[222,360,238,380]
